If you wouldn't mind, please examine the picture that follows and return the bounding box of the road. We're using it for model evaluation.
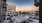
[2,15,39,23]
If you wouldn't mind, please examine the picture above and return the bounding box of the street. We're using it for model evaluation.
[2,15,39,23]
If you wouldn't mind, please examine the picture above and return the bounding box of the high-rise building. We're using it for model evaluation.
[6,4,16,14]
[0,0,7,23]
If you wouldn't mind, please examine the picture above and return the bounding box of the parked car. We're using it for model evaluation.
[10,16,15,22]
[4,17,10,23]
[14,14,18,16]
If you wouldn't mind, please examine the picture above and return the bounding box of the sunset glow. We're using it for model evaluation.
[16,6,39,12]
[7,4,39,12]
[7,0,39,12]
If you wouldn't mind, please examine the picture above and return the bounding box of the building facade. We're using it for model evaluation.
[0,0,7,23]
[6,4,16,14]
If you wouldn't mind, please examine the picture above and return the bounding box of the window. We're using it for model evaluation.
[8,9,12,10]
[8,9,9,10]
[10,9,12,10]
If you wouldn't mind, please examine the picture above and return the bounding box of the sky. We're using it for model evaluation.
[6,0,39,12]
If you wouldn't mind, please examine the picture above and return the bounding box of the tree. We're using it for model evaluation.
[34,0,39,7]
[19,11,21,14]
[22,12,26,14]
[35,11,39,16]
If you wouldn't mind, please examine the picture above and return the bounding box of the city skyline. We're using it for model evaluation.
[6,0,39,12]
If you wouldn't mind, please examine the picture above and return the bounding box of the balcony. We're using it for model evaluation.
[3,6,6,9]
[2,3,7,9]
